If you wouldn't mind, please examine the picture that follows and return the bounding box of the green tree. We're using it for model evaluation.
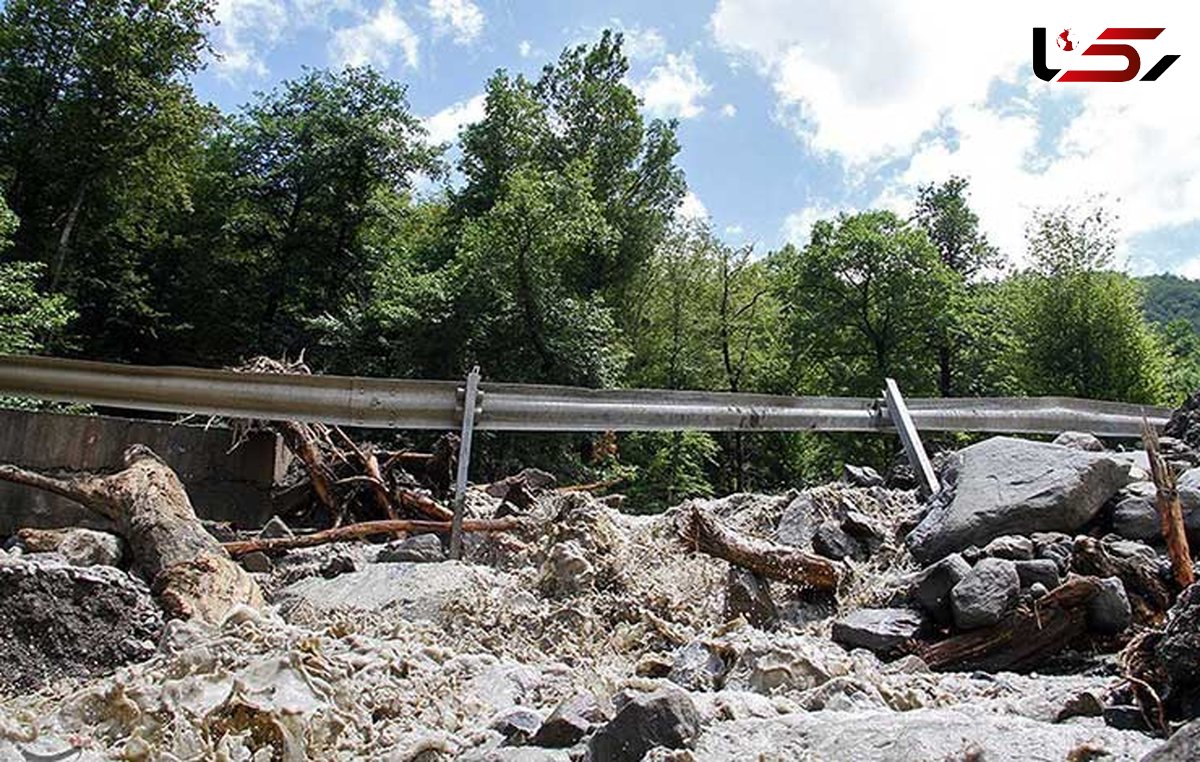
[0,195,73,355]
[1157,317,1200,405]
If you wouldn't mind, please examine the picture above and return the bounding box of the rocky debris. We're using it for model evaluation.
[532,693,607,748]
[240,549,273,573]
[1141,717,1200,761]
[982,534,1034,561]
[724,567,777,628]
[812,520,860,560]
[319,550,359,578]
[489,706,544,745]
[842,464,884,488]
[907,437,1130,563]
[951,557,1020,630]
[587,689,701,762]
[52,527,125,567]
[1033,531,1075,573]
[485,468,557,498]
[668,640,729,692]
[831,608,926,657]
[1014,558,1061,590]
[1053,431,1106,451]
[539,540,595,596]
[258,515,294,539]
[1112,484,1200,544]
[378,533,446,562]
[0,553,162,693]
[1087,577,1133,634]
[909,552,971,626]
[775,493,814,547]
[1155,583,1200,708]
[202,519,238,542]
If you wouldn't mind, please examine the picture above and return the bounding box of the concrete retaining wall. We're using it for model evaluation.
[0,408,286,533]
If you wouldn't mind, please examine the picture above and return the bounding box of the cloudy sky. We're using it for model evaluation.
[195,0,1200,275]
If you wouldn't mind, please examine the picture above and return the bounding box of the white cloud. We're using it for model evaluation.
[782,203,848,247]
[518,39,533,58]
[621,26,668,61]
[429,0,484,45]
[677,190,709,221]
[330,1,420,70]
[716,0,1200,267]
[725,224,744,235]
[637,53,712,119]
[423,93,487,146]
[720,103,737,118]
[211,0,288,78]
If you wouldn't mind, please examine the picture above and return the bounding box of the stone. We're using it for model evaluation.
[842,464,884,488]
[319,552,358,578]
[57,528,124,567]
[1112,489,1200,543]
[489,706,544,745]
[259,515,294,539]
[668,640,728,692]
[724,567,777,629]
[1029,582,1049,599]
[907,437,1130,563]
[1014,559,1061,590]
[202,520,238,542]
[831,608,926,656]
[378,533,446,563]
[1156,583,1200,691]
[1141,717,1200,761]
[531,693,607,748]
[982,535,1034,561]
[0,554,163,693]
[909,553,971,626]
[1103,704,1150,732]
[775,494,815,547]
[1087,576,1132,635]
[812,521,860,561]
[588,689,701,762]
[241,550,273,573]
[538,541,594,596]
[951,557,1020,630]
[842,510,884,543]
[1053,431,1106,451]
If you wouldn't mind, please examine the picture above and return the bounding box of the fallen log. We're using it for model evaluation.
[222,516,524,557]
[1144,421,1195,589]
[676,503,841,591]
[0,446,263,624]
[921,576,1105,672]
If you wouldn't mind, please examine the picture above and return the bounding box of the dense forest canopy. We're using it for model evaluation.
[2,0,1197,510]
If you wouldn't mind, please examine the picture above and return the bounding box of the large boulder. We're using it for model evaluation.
[951,558,1020,630]
[724,567,778,629]
[907,437,1130,563]
[0,554,162,693]
[909,553,971,625]
[831,608,926,657]
[587,689,701,762]
[1141,717,1200,761]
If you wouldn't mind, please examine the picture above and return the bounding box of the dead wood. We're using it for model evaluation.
[556,476,625,494]
[1143,421,1195,589]
[221,516,524,556]
[0,446,263,624]
[676,503,841,591]
[1071,535,1171,624]
[13,527,73,552]
[921,576,1105,672]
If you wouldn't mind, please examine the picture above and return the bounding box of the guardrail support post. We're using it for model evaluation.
[449,366,481,560]
[883,378,940,498]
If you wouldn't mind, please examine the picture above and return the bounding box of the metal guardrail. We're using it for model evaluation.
[0,354,1172,437]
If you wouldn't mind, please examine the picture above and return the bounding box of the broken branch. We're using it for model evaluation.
[221,516,524,557]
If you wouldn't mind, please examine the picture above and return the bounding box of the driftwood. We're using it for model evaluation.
[0,446,263,624]
[222,517,524,557]
[676,503,841,591]
[921,576,1104,672]
[1143,421,1195,589]
[1071,535,1171,625]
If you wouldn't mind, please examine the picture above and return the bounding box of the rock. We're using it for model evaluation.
[588,689,701,762]
[485,468,557,498]
[907,437,1129,563]
[258,515,293,539]
[319,552,358,578]
[57,528,124,567]
[1156,583,1200,693]
[1087,576,1133,635]
[951,558,1019,630]
[1014,559,1061,590]
[982,535,1034,561]
[1029,582,1049,599]
[202,520,238,542]
[831,608,926,656]
[910,553,971,625]
[721,631,852,694]
[1053,431,1106,451]
[539,541,594,596]
[1141,717,1200,761]
[1104,704,1151,732]
[1113,490,1200,543]
[775,494,815,547]
[842,510,884,543]
[812,521,860,561]
[0,554,163,693]
[843,464,884,488]
[724,567,777,629]
[489,706,544,745]
[240,550,273,573]
[668,640,728,692]
[692,705,1158,761]
[532,693,607,748]
[378,533,446,563]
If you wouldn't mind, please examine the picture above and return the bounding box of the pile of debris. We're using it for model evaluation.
[1,418,1199,759]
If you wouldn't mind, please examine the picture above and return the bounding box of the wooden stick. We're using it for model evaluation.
[676,504,840,591]
[1143,419,1195,589]
[221,516,523,556]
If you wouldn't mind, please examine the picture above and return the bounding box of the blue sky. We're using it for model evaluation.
[195,0,1200,275]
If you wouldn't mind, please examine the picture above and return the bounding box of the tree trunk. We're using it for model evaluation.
[0,446,263,624]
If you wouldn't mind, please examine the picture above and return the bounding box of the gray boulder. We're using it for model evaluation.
[812,521,860,561]
[1141,717,1200,761]
[907,437,1129,563]
[1112,489,1200,543]
[831,608,926,656]
[258,515,293,539]
[724,567,777,629]
[843,464,884,488]
[668,640,728,692]
[240,550,273,573]
[1053,431,1106,451]
[775,494,815,547]
[951,557,1019,630]
[982,534,1034,561]
[1014,559,1061,590]
[489,706,544,745]
[588,689,701,762]
[1087,577,1133,635]
[378,533,445,563]
[910,553,971,625]
[532,693,607,748]
[57,528,124,567]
